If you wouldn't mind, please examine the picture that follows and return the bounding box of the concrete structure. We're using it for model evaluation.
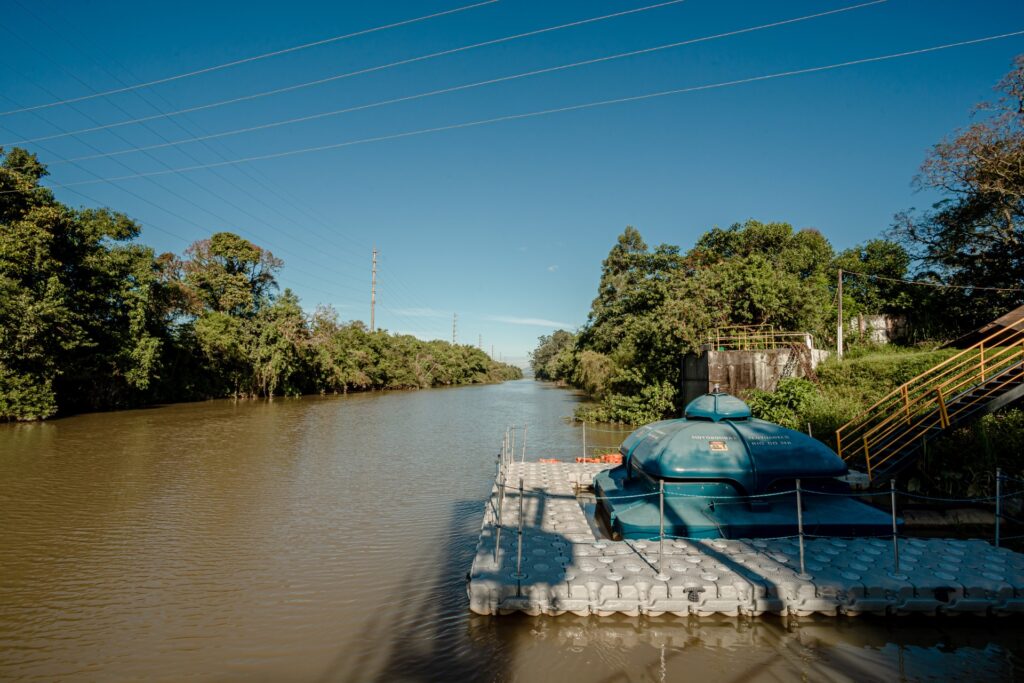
[681,346,830,405]
[468,462,1024,617]
[850,314,908,345]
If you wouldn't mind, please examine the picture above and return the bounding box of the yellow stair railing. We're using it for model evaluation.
[836,316,1024,480]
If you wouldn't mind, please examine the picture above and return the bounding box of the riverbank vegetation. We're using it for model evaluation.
[0,149,519,421]
[530,220,925,424]
[531,56,1024,434]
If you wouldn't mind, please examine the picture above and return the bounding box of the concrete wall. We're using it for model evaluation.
[681,347,830,405]
[849,314,908,345]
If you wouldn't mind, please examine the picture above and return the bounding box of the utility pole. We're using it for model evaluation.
[491,344,494,359]
[370,248,377,332]
[837,268,843,358]
[452,313,457,344]
[478,334,482,349]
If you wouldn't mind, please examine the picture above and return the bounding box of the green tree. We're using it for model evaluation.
[182,231,282,316]
[893,56,1024,329]
[0,147,169,418]
[549,221,838,424]
[530,329,576,381]
[833,239,912,316]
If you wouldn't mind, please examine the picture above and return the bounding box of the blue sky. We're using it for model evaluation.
[2,0,1023,364]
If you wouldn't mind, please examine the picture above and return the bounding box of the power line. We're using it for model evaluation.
[376,253,449,322]
[843,269,1024,293]
[0,88,365,305]
[14,28,1024,193]
[38,0,887,165]
[1,0,690,145]
[0,0,499,117]
[0,15,369,290]
[7,2,372,272]
[0,131,355,303]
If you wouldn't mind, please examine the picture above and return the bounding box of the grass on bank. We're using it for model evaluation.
[746,345,1023,497]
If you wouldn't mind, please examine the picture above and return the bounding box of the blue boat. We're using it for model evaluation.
[594,388,895,540]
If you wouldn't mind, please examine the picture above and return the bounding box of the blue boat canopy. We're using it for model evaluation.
[620,390,846,496]
[683,391,752,421]
[595,388,892,540]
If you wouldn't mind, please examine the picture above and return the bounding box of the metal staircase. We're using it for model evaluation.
[836,316,1024,482]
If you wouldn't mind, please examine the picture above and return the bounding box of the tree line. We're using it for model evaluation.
[532,56,1024,425]
[0,149,520,421]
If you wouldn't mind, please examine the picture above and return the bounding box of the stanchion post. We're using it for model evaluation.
[510,425,516,467]
[582,422,587,459]
[796,478,808,579]
[494,472,504,566]
[522,423,528,463]
[499,467,506,510]
[659,480,665,565]
[890,478,904,578]
[515,478,525,584]
[996,467,1002,548]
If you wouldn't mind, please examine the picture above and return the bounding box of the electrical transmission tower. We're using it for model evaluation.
[370,248,377,332]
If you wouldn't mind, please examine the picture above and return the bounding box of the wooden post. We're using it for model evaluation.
[901,385,910,424]
[980,343,987,381]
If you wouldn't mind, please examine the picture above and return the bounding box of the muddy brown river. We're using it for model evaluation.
[1,379,1021,681]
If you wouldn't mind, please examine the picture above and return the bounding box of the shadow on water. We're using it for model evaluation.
[333,485,1024,682]
[318,499,521,683]
[326,491,1020,680]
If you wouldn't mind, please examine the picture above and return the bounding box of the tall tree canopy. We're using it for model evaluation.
[0,148,170,418]
[544,222,911,424]
[894,56,1024,327]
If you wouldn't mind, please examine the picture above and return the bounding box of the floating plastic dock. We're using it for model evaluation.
[467,462,1024,617]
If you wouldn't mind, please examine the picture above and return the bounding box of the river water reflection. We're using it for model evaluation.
[1,379,1021,681]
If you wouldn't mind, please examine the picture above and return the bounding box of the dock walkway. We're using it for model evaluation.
[467,462,1024,617]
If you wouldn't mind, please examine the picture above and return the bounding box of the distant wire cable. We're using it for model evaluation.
[13,28,1024,193]
[4,5,373,278]
[843,269,1024,293]
[0,0,500,117]
[36,0,887,163]
[0,91,364,299]
[578,423,634,433]
[0,25,358,284]
[3,138,352,302]
[1,0,691,144]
